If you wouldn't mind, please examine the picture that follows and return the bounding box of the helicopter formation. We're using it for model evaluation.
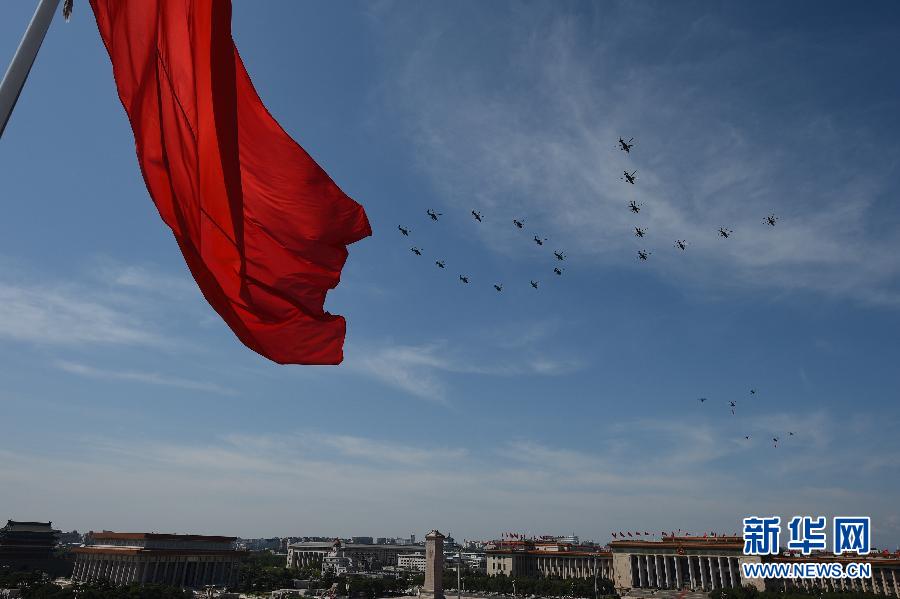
[697,389,798,448]
[397,208,566,293]
[400,205,567,293]
[616,136,779,262]
[396,136,795,448]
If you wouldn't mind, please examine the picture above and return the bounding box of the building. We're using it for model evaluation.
[486,540,612,580]
[0,521,60,563]
[397,552,426,572]
[287,540,418,571]
[72,532,246,588]
[767,553,900,596]
[609,536,900,597]
[609,535,756,593]
[0,520,69,575]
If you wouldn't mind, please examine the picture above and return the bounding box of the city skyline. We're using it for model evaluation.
[1,1,899,546]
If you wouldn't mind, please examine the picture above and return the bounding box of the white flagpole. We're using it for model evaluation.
[0,0,62,139]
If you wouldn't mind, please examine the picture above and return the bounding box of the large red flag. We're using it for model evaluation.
[90,0,371,364]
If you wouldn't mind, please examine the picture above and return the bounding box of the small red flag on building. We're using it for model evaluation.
[89,0,371,364]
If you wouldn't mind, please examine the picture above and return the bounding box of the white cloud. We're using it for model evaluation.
[345,336,584,403]
[373,4,900,307]
[0,281,164,347]
[55,360,237,396]
[1,410,896,543]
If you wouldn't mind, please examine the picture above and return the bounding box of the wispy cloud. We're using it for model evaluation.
[55,360,237,396]
[345,335,584,403]
[2,410,896,542]
[0,281,164,347]
[88,259,198,300]
[373,3,900,307]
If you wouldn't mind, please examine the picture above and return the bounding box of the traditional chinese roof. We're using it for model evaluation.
[88,532,236,543]
[1,521,59,534]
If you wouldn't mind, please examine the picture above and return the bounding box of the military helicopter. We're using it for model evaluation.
[730,401,736,415]
[638,250,650,261]
[745,435,751,440]
[765,214,778,226]
[698,397,708,403]
[718,227,733,239]
[674,240,687,251]
[618,137,635,153]
[530,280,539,289]
[773,437,779,448]
[553,267,564,276]
[513,219,525,229]
[534,235,546,246]
[459,275,469,284]
[426,209,442,221]
[628,201,642,214]
[398,225,410,236]
[634,227,646,238]
[493,284,503,292]
[622,170,637,184]
[472,210,483,222]
[553,251,566,261]
[750,388,757,395]
[410,247,423,256]
[435,260,445,269]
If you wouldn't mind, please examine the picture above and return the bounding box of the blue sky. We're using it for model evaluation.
[1,1,899,548]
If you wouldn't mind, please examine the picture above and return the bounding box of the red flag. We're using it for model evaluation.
[89,0,371,364]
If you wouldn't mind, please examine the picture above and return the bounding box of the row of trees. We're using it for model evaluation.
[442,570,616,598]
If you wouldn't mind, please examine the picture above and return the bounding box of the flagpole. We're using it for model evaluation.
[0,0,62,139]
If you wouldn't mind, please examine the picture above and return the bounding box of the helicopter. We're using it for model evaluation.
[459,275,469,284]
[553,251,566,261]
[530,280,539,289]
[765,214,778,226]
[618,137,635,153]
[435,260,445,269]
[674,240,687,251]
[493,284,503,292]
[628,201,642,214]
[410,247,423,256]
[634,227,646,238]
[472,210,483,222]
[426,209,442,221]
[534,235,546,246]
[622,170,637,184]
[553,267,564,276]
[718,227,733,239]
[398,225,410,236]
[513,219,525,229]
[638,250,650,261]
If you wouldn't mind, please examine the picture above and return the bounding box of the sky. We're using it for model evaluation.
[1,1,899,548]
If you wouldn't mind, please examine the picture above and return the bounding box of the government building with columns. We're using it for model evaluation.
[486,542,612,580]
[609,536,756,592]
[72,532,246,588]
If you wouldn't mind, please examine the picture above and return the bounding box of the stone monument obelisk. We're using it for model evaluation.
[420,530,445,599]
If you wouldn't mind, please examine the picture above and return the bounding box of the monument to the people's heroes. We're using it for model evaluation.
[420,530,445,599]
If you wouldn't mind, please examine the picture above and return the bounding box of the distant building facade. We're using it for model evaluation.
[397,552,426,572]
[609,536,900,597]
[486,541,611,580]
[0,520,69,576]
[287,540,416,571]
[72,532,246,588]
[609,536,755,592]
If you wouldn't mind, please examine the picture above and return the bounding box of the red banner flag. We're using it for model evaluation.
[89,0,371,364]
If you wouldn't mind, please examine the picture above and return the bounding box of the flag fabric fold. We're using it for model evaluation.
[90,0,371,364]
